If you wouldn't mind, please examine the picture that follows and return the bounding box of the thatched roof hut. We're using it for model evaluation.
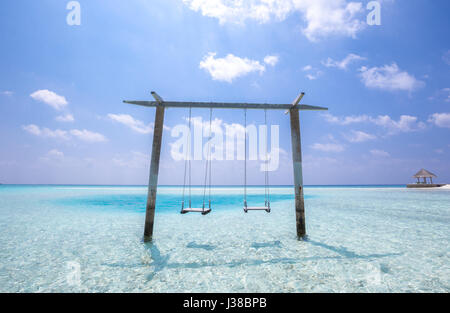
[413,169,437,184]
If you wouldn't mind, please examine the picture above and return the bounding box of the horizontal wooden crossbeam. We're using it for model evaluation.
[124,100,327,111]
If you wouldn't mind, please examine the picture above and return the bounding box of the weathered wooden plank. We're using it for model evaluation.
[285,92,305,114]
[124,100,327,111]
[143,104,165,242]
[290,108,307,240]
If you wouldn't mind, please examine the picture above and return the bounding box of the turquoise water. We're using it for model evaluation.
[0,185,448,292]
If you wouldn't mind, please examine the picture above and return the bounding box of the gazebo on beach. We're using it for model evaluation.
[413,169,437,184]
[407,169,444,188]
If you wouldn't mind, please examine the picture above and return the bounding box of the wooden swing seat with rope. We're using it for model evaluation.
[180,106,213,215]
[243,108,271,214]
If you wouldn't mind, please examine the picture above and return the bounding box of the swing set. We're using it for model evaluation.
[123,91,327,242]
[180,106,272,216]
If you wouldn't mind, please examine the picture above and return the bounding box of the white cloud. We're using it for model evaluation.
[30,90,68,110]
[108,114,154,134]
[300,0,365,41]
[322,53,366,69]
[199,52,266,83]
[370,149,390,157]
[302,65,322,80]
[56,114,74,123]
[264,55,279,66]
[70,129,107,142]
[182,0,366,41]
[22,124,69,140]
[345,130,376,142]
[23,124,107,142]
[305,72,323,80]
[311,142,345,152]
[372,115,426,134]
[324,113,426,135]
[323,113,370,125]
[359,63,425,92]
[22,124,41,136]
[1,91,13,96]
[428,113,450,128]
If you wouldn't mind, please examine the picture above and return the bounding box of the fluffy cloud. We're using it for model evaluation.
[311,142,345,152]
[55,114,75,123]
[324,113,426,134]
[345,130,376,142]
[359,63,425,92]
[428,113,450,128]
[300,0,364,41]
[322,53,366,69]
[70,129,107,142]
[182,0,365,41]
[302,65,322,80]
[23,124,106,142]
[264,55,279,66]
[108,114,154,134]
[305,72,322,80]
[30,90,68,110]
[22,124,69,140]
[323,113,370,125]
[199,52,266,83]
[372,115,426,134]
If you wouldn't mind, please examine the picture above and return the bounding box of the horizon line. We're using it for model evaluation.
[0,183,408,187]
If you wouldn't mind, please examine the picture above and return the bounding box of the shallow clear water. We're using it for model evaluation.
[0,185,449,293]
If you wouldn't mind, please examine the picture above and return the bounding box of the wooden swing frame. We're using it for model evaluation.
[123,91,328,242]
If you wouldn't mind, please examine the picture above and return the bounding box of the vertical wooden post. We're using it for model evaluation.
[143,105,165,242]
[289,108,307,240]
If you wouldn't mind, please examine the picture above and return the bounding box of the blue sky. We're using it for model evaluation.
[0,0,449,185]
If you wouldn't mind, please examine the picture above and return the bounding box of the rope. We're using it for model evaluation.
[188,106,192,208]
[264,109,267,206]
[208,109,213,208]
[202,108,213,210]
[265,109,270,208]
[182,106,192,209]
[244,108,247,208]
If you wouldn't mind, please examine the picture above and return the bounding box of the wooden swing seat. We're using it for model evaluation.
[243,206,271,213]
[181,208,212,215]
